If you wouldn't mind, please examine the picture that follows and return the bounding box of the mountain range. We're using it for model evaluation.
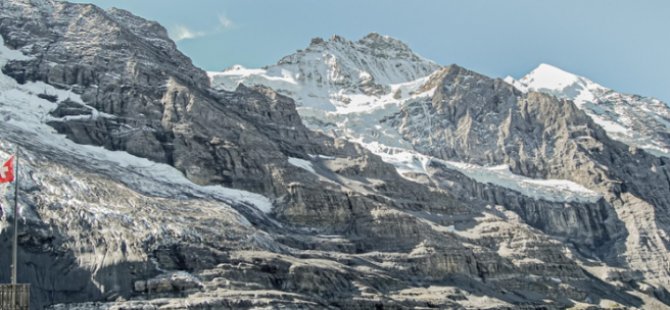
[1,0,670,309]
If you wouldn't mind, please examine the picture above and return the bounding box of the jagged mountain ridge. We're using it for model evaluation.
[209,33,440,113]
[0,0,669,309]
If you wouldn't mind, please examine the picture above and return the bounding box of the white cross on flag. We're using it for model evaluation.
[0,156,15,183]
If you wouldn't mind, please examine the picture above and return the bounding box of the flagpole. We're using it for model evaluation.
[11,147,19,286]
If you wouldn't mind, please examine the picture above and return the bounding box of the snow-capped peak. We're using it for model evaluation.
[509,63,605,98]
[522,63,581,91]
[508,63,670,158]
[274,32,440,86]
[209,33,442,112]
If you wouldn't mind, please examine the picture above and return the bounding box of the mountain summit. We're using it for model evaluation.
[280,32,439,86]
[507,64,670,157]
[506,63,588,94]
[210,33,440,112]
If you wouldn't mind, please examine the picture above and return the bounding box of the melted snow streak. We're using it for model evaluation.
[0,35,274,214]
[288,157,316,174]
[507,64,670,158]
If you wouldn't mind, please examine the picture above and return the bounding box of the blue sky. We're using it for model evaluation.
[70,0,670,102]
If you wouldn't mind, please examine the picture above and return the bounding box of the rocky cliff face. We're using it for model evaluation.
[1,0,670,309]
[396,65,670,206]
[1,0,324,192]
[388,65,670,291]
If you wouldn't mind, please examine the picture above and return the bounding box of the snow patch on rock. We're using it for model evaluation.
[370,145,602,203]
[288,157,316,174]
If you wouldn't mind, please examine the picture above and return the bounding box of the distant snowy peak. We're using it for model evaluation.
[518,64,585,91]
[509,64,670,157]
[509,64,606,106]
[305,33,416,58]
[275,32,441,86]
[210,33,442,112]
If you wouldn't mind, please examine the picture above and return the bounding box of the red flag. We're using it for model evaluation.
[0,156,14,183]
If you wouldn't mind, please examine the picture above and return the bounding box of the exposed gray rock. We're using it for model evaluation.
[386,65,670,292]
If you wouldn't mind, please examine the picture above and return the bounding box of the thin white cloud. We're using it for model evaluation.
[169,13,234,42]
[171,25,205,42]
[218,14,234,29]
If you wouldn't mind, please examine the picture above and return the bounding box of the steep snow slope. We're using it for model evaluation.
[0,36,274,213]
[0,33,282,309]
[506,64,670,157]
